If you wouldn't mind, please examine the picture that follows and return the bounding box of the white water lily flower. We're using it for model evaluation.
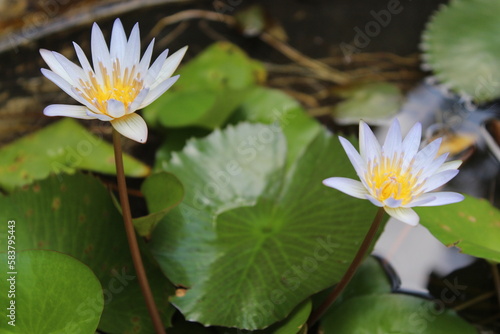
[323,119,464,226]
[40,18,187,143]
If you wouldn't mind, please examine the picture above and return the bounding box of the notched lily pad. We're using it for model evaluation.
[150,122,379,330]
[416,194,500,262]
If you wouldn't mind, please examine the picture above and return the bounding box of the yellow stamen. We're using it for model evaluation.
[76,59,144,116]
[366,153,421,205]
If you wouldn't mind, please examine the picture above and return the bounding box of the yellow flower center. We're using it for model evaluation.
[365,153,422,205]
[77,60,144,116]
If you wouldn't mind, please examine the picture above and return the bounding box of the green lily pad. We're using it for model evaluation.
[0,118,150,192]
[133,172,185,237]
[150,122,379,329]
[416,194,500,262]
[0,173,175,334]
[335,256,393,304]
[331,82,402,125]
[231,86,322,167]
[321,294,477,333]
[320,257,475,333]
[0,250,103,334]
[144,42,266,129]
[422,0,500,102]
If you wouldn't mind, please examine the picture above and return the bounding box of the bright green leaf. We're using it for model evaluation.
[231,86,322,167]
[0,173,174,334]
[150,122,379,329]
[0,119,150,192]
[133,172,185,237]
[321,256,475,333]
[422,0,500,102]
[144,42,266,129]
[331,82,402,125]
[416,194,500,262]
[0,250,103,334]
[321,294,477,334]
[334,256,393,304]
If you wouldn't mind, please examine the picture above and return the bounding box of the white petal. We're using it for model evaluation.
[422,169,459,192]
[146,48,169,85]
[125,23,141,68]
[359,121,381,162]
[91,22,111,79]
[366,195,384,207]
[149,46,188,89]
[412,138,442,173]
[338,136,366,179]
[403,194,436,207]
[139,75,178,108]
[73,42,94,79]
[111,113,148,143]
[44,105,96,119]
[40,49,76,84]
[41,69,88,106]
[419,152,449,180]
[385,207,419,226]
[107,99,127,118]
[401,122,422,167]
[384,197,403,208]
[52,51,86,82]
[89,110,113,121]
[129,88,150,112]
[139,39,155,74]
[411,192,464,207]
[110,19,127,60]
[322,177,368,199]
[436,160,462,173]
[382,119,402,158]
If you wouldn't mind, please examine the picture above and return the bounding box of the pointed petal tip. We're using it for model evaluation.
[323,177,368,199]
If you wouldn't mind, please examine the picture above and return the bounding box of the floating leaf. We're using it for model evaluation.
[231,86,322,167]
[0,173,174,333]
[321,294,476,333]
[334,256,394,304]
[321,257,476,333]
[416,194,500,262]
[144,42,266,129]
[422,0,500,102]
[133,172,185,237]
[0,250,103,334]
[331,82,402,125]
[0,118,150,192]
[150,122,379,329]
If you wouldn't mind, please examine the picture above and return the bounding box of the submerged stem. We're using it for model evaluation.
[112,129,166,334]
[306,207,385,327]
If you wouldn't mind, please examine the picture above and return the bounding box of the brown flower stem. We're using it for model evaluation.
[112,129,166,334]
[307,207,385,328]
